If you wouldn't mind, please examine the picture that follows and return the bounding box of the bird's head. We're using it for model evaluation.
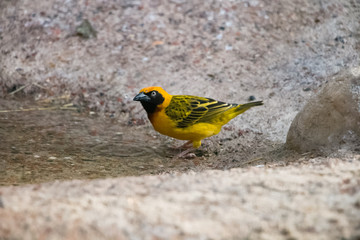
[133,86,171,114]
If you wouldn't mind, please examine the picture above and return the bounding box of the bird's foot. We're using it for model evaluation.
[174,147,196,159]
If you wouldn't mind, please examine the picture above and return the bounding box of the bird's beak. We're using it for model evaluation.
[133,92,151,102]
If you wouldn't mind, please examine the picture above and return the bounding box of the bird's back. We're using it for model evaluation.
[165,95,262,127]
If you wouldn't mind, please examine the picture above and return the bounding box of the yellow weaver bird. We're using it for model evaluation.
[133,86,263,154]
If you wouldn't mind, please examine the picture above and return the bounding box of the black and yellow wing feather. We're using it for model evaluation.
[165,95,237,128]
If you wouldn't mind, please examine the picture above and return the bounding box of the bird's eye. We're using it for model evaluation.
[151,91,157,97]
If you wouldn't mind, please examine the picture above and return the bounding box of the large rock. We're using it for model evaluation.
[286,68,360,153]
[0,160,360,240]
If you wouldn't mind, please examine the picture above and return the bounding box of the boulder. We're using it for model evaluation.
[286,68,360,153]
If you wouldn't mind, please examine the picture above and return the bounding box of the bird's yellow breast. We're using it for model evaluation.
[148,110,221,142]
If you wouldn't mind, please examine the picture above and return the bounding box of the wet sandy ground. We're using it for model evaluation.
[0,99,286,186]
[0,105,172,185]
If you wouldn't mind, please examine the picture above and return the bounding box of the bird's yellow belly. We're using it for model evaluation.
[149,112,221,141]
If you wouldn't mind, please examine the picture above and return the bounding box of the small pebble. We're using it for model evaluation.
[248,95,256,101]
[76,19,97,39]
[185,153,196,158]
[334,36,345,44]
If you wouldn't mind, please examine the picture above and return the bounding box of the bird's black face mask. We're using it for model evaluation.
[133,90,165,114]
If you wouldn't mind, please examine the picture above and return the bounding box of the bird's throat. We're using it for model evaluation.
[141,101,158,114]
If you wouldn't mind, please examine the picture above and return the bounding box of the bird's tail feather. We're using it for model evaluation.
[213,100,263,124]
[235,101,263,115]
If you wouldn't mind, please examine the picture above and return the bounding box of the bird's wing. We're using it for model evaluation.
[165,95,236,128]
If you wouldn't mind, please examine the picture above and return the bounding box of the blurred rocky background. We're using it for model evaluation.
[0,0,359,239]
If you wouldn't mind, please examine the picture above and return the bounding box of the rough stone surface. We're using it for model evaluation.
[1,157,360,240]
[286,69,360,153]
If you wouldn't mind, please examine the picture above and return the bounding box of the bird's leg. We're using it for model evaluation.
[179,140,193,149]
[170,140,196,159]
[173,139,203,158]
[175,147,196,159]
[170,140,193,150]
